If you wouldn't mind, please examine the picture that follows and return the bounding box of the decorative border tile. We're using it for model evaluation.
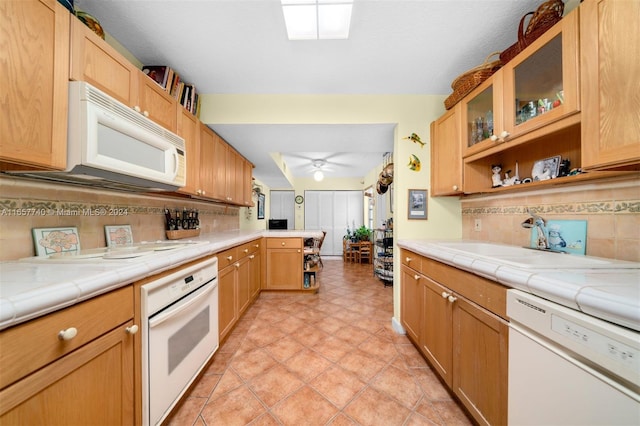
[462,201,640,216]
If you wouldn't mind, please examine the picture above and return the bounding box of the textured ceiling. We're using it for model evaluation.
[74,0,570,188]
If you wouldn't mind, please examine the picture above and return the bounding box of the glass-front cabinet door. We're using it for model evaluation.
[461,70,503,158]
[501,9,580,140]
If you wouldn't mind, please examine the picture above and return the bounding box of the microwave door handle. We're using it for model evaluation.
[148,282,216,328]
[171,150,179,178]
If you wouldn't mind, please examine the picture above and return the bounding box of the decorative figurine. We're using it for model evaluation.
[502,161,520,186]
[491,164,503,188]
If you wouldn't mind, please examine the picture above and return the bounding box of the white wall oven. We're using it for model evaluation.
[141,257,219,426]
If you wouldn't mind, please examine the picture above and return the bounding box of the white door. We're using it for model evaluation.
[269,190,295,229]
[305,190,363,256]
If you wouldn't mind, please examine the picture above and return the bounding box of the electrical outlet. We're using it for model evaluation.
[474,219,482,232]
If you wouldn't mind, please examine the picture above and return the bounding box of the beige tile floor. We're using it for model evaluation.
[165,259,473,426]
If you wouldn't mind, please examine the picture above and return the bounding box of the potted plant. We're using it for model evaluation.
[354,226,372,241]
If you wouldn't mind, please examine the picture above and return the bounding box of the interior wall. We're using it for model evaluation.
[461,176,640,262]
[199,93,457,322]
[0,176,239,261]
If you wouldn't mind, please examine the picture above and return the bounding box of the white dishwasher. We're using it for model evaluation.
[507,289,640,425]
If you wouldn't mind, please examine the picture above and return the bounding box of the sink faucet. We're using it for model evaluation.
[521,209,548,250]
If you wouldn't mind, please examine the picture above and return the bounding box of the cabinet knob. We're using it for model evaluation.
[143,110,149,117]
[405,257,412,263]
[126,325,139,335]
[414,274,420,280]
[133,105,141,113]
[243,249,249,253]
[226,255,233,261]
[452,185,459,191]
[490,134,498,142]
[254,244,259,248]
[500,130,509,139]
[235,262,240,268]
[448,295,458,303]
[281,242,286,246]
[249,255,255,259]
[297,249,301,253]
[441,291,450,299]
[58,327,78,341]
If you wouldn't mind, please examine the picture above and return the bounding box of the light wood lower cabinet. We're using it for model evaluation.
[0,286,135,425]
[218,239,262,342]
[400,249,508,426]
[265,238,303,290]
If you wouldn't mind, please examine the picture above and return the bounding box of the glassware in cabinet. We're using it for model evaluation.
[501,8,580,141]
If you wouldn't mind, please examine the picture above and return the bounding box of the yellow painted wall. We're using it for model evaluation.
[200,93,462,321]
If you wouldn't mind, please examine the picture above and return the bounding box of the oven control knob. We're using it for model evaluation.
[126,325,139,335]
[58,327,78,341]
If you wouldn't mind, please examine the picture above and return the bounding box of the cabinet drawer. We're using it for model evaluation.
[400,249,422,271]
[217,247,239,269]
[0,285,133,389]
[267,238,302,249]
[237,239,261,258]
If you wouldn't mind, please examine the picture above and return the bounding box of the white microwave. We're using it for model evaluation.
[10,81,186,192]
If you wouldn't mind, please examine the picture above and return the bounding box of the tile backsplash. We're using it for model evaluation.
[461,175,640,262]
[0,176,239,261]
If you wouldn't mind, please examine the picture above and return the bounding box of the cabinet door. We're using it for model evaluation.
[212,132,229,202]
[138,75,178,132]
[266,249,302,289]
[0,0,69,170]
[422,275,453,387]
[236,257,251,316]
[176,108,200,195]
[581,0,640,170]
[198,124,216,198]
[400,265,422,344]
[460,71,504,158]
[453,296,508,426]
[249,250,261,300]
[218,265,237,342]
[0,322,134,425]
[243,159,255,207]
[501,10,580,140]
[430,103,463,196]
[70,16,138,107]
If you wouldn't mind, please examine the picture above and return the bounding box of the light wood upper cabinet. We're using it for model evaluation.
[430,103,463,196]
[0,0,69,170]
[138,76,177,132]
[176,108,200,196]
[580,0,640,170]
[500,9,580,141]
[70,16,178,132]
[198,124,216,198]
[212,132,230,201]
[70,16,138,107]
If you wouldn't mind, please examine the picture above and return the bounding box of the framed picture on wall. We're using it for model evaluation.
[407,189,427,220]
[257,193,265,220]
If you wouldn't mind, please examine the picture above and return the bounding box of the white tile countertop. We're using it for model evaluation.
[397,239,640,332]
[0,229,322,331]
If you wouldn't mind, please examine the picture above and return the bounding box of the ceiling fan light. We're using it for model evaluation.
[314,170,324,181]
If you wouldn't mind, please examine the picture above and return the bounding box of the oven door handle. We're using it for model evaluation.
[149,281,217,328]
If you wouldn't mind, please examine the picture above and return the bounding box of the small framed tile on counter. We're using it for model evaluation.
[32,226,80,256]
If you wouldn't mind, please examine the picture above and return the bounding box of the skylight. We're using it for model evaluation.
[281,0,354,40]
